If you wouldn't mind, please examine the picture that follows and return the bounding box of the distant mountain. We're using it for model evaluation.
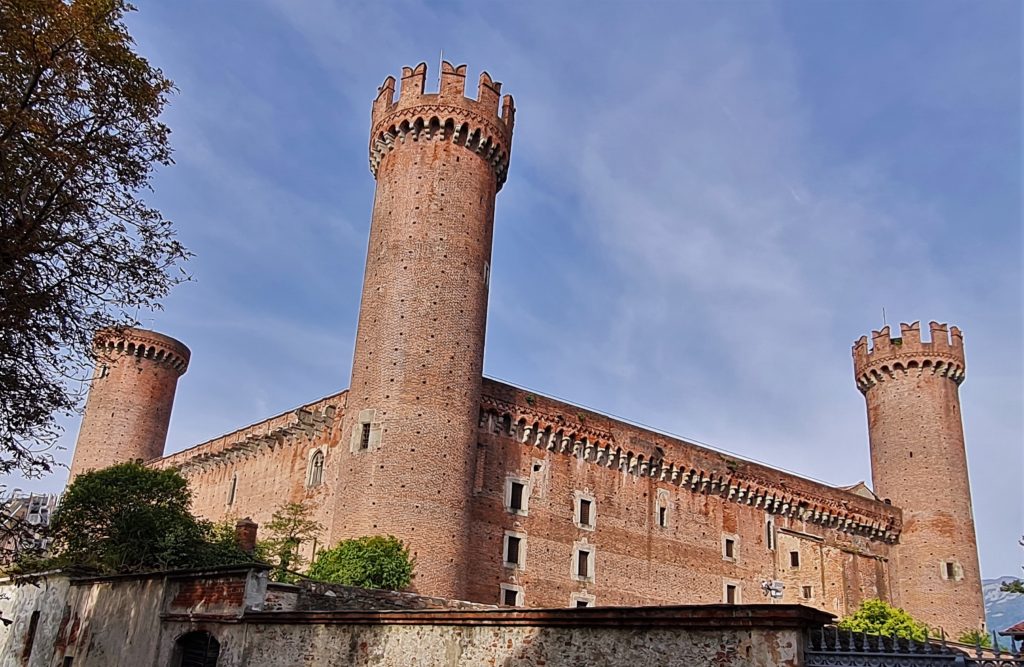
[985,577,1024,645]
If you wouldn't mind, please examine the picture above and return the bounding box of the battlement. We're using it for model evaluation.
[852,321,965,393]
[368,61,515,189]
[94,327,190,376]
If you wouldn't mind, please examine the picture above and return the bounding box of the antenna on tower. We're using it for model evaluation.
[438,48,444,88]
[882,307,887,327]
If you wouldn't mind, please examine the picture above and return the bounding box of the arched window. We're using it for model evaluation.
[173,631,220,667]
[307,450,325,487]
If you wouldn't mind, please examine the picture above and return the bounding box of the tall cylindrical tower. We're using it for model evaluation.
[68,328,190,480]
[331,62,514,599]
[853,321,984,635]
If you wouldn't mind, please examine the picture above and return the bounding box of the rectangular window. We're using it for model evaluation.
[724,538,735,559]
[509,481,525,512]
[766,517,775,550]
[577,549,590,578]
[726,584,738,604]
[790,550,800,568]
[802,585,813,599]
[579,499,592,526]
[505,536,521,566]
[24,610,40,660]
[505,477,529,515]
[359,422,371,449]
[227,474,237,506]
[658,505,668,528]
[945,562,955,579]
[500,584,523,607]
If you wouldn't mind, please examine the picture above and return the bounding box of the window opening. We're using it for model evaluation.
[359,422,371,449]
[577,549,590,578]
[945,561,955,579]
[658,505,668,527]
[503,587,518,606]
[576,599,590,607]
[579,499,592,527]
[308,450,324,487]
[802,585,813,599]
[504,534,523,567]
[724,538,735,559]
[726,584,738,604]
[227,474,237,506]
[509,482,525,512]
[790,551,800,568]
[175,631,221,667]
[766,517,775,550]
[23,610,40,661]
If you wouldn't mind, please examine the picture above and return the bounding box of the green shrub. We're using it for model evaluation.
[837,599,929,641]
[308,535,413,590]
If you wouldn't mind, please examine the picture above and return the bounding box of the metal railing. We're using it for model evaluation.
[805,627,1023,667]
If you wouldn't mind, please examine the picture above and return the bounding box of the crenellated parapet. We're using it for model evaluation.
[479,383,902,544]
[852,321,965,394]
[94,327,190,376]
[369,61,515,189]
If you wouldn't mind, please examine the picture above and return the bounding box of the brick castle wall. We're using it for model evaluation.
[854,322,985,635]
[69,328,189,480]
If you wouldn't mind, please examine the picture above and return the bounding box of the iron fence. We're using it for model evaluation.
[805,626,1024,667]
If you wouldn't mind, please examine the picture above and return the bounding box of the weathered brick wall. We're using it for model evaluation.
[328,61,515,600]
[69,328,190,479]
[152,393,344,554]
[469,378,896,616]
[854,322,984,636]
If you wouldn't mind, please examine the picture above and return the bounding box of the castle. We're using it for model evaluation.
[66,61,985,637]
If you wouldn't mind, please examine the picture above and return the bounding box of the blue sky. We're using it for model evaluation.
[5,1,1021,578]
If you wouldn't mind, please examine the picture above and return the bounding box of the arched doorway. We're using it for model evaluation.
[173,631,220,667]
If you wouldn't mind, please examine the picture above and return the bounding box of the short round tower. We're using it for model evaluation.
[331,62,514,599]
[853,321,984,635]
[68,328,190,480]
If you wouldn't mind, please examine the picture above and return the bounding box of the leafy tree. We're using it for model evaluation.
[0,0,187,488]
[308,535,413,591]
[44,462,249,573]
[838,599,929,641]
[958,629,992,648]
[259,501,322,583]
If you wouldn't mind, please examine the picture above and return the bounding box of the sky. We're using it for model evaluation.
[4,1,1021,578]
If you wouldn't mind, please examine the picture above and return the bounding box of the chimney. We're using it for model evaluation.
[234,518,258,555]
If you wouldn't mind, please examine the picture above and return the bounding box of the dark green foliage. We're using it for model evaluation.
[837,599,929,641]
[308,535,413,590]
[47,462,250,573]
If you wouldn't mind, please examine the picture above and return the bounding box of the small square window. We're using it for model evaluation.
[500,584,523,607]
[575,599,590,607]
[725,584,738,604]
[802,585,813,599]
[724,538,735,559]
[790,551,800,568]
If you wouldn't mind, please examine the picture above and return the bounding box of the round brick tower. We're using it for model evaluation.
[68,328,190,480]
[331,61,514,599]
[853,321,984,636]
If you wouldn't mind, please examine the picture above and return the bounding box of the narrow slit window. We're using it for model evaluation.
[658,505,668,528]
[227,474,237,506]
[766,517,775,550]
[504,534,523,567]
[945,562,955,579]
[359,422,371,449]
